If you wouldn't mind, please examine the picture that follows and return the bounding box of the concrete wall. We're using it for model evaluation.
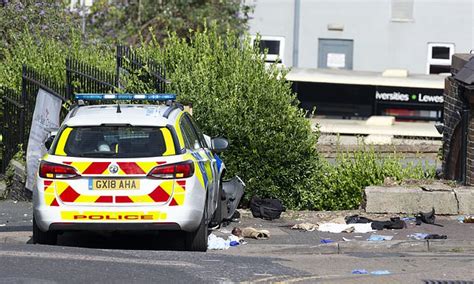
[246,0,474,73]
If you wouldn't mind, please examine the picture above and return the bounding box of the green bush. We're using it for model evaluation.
[314,145,436,210]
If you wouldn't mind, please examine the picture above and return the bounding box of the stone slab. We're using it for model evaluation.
[454,187,474,214]
[365,186,459,215]
[428,240,474,253]
[338,240,428,253]
[366,116,395,126]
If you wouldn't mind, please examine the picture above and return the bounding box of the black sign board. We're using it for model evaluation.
[375,86,443,105]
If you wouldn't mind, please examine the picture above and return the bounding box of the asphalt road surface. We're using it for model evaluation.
[1,201,473,283]
[1,237,474,283]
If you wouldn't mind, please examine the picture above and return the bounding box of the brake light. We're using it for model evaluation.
[148,161,194,179]
[39,161,80,179]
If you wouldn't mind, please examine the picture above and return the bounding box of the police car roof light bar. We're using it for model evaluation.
[75,93,176,101]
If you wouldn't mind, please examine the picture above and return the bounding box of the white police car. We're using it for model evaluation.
[33,93,244,251]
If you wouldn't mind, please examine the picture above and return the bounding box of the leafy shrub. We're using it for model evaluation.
[314,145,436,210]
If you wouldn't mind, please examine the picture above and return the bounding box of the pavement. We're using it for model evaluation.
[1,200,473,254]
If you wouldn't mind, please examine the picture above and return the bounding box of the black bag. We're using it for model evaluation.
[249,196,286,220]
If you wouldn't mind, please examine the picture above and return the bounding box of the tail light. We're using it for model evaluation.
[148,161,194,179]
[39,161,80,179]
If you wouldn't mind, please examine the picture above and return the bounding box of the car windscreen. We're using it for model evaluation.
[55,126,172,158]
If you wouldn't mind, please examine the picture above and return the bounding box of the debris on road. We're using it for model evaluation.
[408,233,447,240]
[320,239,334,244]
[242,227,270,239]
[346,214,406,230]
[367,234,394,241]
[458,216,474,223]
[318,223,374,234]
[352,269,391,275]
[291,223,317,231]
[208,234,231,250]
[415,208,443,227]
[370,270,391,275]
[351,269,369,274]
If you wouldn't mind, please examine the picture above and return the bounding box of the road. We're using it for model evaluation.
[0,240,473,283]
[1,201,473,283]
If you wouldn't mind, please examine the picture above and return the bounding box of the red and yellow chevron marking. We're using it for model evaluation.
[43,180,186,206]
[63,161,165,176]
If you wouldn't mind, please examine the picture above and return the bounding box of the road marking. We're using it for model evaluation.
[0,250,200,268]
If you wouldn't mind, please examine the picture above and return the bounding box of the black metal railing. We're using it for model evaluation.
[116,45,168,93]
[0,88,23,172]
[66,58,116,98]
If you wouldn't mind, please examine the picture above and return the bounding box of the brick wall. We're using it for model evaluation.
[442,77,464,180]
[467,110,474,185]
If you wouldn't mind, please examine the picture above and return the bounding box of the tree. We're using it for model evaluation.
[86,0,253,44]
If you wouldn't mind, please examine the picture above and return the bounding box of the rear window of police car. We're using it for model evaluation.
[54,126,172,158]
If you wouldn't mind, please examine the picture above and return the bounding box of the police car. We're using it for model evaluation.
[33,93,243,251]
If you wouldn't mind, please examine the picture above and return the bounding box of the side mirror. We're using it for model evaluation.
[211,137,229,153]
[44,133,56,151]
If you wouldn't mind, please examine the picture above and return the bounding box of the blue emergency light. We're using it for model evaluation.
[75,93,176,101]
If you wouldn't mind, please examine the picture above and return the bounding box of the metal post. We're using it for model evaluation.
[81,0,86,38]
[20,65,27,150]
[292,0,301,67]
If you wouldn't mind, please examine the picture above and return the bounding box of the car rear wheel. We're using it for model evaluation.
[33,216,57,245]
[185,208,208,252]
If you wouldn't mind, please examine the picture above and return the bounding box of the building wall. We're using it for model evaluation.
[247,0,474,73]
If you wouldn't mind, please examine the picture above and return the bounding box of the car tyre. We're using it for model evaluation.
[33,216,57,245]
[185,208,208,252]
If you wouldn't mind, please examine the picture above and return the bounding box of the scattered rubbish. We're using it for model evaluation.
[408,233,429,240]
[249,196,285,220]
[401,217,416,222]
[342,227,355,233]
[242,227,270,239]
[352,269,369,274]
[408,233,447,240]
[23,214,28,217]
[13,201,17,204]
[371,217,406,230]
[367,234,393,241]
[207,234,230,250]
[232,227,242,238]
[370,270,391,275]
[207,233,246,250]
[342,237,354,242]
[458,216,474,223]
[317,223,374,234]
[320,239,334,244]
[415,208,443,227]
[0,224,5,227]
[425,234,447,240]
[291,223,317,232]
[345,215,406,230]
[354,236,363,238]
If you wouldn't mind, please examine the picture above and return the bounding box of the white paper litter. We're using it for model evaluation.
[207,234,230,250]
[317,223,375,234]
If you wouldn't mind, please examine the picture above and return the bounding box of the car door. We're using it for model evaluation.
[184,114,219,208]
[179,115,217,213]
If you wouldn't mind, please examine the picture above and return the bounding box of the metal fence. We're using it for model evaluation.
[0,88,23,172]
[116,45,168,93]
[66,58,116,98]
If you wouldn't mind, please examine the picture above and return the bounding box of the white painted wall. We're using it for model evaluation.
[246,0,474,74]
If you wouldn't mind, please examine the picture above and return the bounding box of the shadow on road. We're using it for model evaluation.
[55,230,187,251]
